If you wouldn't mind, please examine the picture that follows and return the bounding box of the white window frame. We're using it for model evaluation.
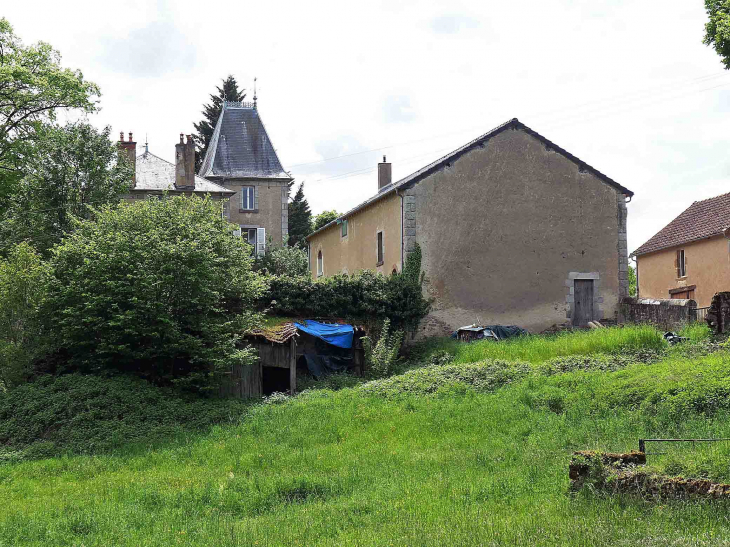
[241,186,255,211]
[317,250,324,277]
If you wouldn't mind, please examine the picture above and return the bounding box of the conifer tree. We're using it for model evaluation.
[192,75,246,171]
[287,182,312,248]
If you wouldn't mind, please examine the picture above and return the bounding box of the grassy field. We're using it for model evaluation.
[3,325,730,545]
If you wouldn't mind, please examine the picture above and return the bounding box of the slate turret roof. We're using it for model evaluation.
[135,151,234,194]
[199,101,292,181]
[632,191,730,256]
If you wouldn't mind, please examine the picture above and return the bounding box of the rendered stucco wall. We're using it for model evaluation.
[636,235,730,308]
[224,179,289,245]
[410,126,626,335]
[308,192,402,278]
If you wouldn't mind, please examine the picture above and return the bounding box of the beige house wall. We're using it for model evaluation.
[308,192,402,278]
[636,235,730,307]
[410,127,626,335]
[223,180,289,245]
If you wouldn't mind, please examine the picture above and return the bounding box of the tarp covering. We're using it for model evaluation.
[294,320,354,349]
[453,324,529,342]
[300,354,353,379]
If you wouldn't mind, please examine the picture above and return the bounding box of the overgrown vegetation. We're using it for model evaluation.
[0,374,249,462]
[362,319,403,378]
[2,326,730,545]
[264,244,430,329]
[46,196,266,391]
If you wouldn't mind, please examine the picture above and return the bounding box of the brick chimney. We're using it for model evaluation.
[378,155,392,191]
[118,131,137,188]
[175,133,195,189]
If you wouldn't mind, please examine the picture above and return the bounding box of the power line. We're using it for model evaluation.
[287,71,730,170]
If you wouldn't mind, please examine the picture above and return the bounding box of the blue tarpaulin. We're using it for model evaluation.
[294,320,354,349]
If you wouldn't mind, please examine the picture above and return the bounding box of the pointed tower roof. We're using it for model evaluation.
[199,101,292,181]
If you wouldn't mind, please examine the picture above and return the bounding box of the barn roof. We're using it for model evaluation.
[633,191,730,256]
[199,101,292,181]
[307,118,633,239]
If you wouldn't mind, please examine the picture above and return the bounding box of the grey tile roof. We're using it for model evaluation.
[199,102,292,181]
[134,151,234,194]
[307,118,633,239]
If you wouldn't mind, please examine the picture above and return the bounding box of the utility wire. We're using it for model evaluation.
[287,71,730,170]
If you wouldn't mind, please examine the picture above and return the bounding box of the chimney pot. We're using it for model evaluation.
[117,130,136,188]
[129,132,133,142]
[119,131,124,142]
[179,133,184,144]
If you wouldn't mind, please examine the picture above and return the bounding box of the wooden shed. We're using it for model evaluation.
[219,321,365,399]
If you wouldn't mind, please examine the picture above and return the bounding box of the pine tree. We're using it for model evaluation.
[192,75,246,172]
[287,182,312,248]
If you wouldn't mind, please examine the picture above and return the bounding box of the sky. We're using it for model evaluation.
[3,0,729,255]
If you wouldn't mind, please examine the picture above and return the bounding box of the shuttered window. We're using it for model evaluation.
[256,227,266,257]
[676,249,686,277]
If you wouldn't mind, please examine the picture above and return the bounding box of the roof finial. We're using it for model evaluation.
[145,133,148,155]
[253,77,257,110]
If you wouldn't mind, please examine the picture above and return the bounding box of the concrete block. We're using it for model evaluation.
[405,228,416,236]
[405,211,416,220]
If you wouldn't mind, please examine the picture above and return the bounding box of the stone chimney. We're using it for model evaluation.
[175,133,195,189]
[378,155,392,191]
[118,131,137,188]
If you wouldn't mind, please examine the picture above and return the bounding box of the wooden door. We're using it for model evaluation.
[573,279,594,326]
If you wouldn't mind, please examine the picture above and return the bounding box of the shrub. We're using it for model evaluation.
[255,242,309,277]
[0,374,249,460]
[362,319,404,378]
[46,196,267,391]
[0,242,51,389]
[263,245,430,330]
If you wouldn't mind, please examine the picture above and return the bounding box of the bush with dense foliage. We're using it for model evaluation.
[255,242,309,277]
[0,243,51,389]
[263,245,430,329]
[0,374,250,461]
[46,196,267,391]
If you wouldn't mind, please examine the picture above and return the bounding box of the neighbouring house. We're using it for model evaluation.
[306,118,633,335]
[118,131,235,203]
[632,192,730,307]
[199,100,293,254]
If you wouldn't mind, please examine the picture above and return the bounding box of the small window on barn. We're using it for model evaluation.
[241,186,255,210]
[317,250,323,277]
[377,231,384,266]
[677,249,686,278]
[341,219,348,238]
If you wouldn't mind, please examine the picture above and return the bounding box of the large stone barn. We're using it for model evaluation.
[306,119,633,335]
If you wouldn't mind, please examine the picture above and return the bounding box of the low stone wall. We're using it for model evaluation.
[620,297,697,329]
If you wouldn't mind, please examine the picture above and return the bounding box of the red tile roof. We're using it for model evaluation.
[633,191,730,256]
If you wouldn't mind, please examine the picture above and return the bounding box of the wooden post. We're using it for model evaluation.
[289,336,297,395]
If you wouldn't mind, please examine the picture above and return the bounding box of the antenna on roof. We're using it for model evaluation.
[253,77,257,110]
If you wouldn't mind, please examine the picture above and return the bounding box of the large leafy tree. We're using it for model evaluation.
[47,196,267,391]
[704,1,730,68]
[0,123,133,256]
[192,75,246,172]
[287,182,312,248]
[312,209,340,232]
[0,18,99,213]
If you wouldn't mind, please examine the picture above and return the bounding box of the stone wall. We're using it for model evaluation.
[620,297,697,329]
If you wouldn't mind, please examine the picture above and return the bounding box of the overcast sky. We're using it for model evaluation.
[4,1,728,254]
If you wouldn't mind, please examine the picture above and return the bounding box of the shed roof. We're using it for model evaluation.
[134,151,234,194]
[199,101,292,181]
[633,191,730,256]
[307,118,633,239]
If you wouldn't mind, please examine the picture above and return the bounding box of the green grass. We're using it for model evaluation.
[2,325,730,546]
[407,324,667,366]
